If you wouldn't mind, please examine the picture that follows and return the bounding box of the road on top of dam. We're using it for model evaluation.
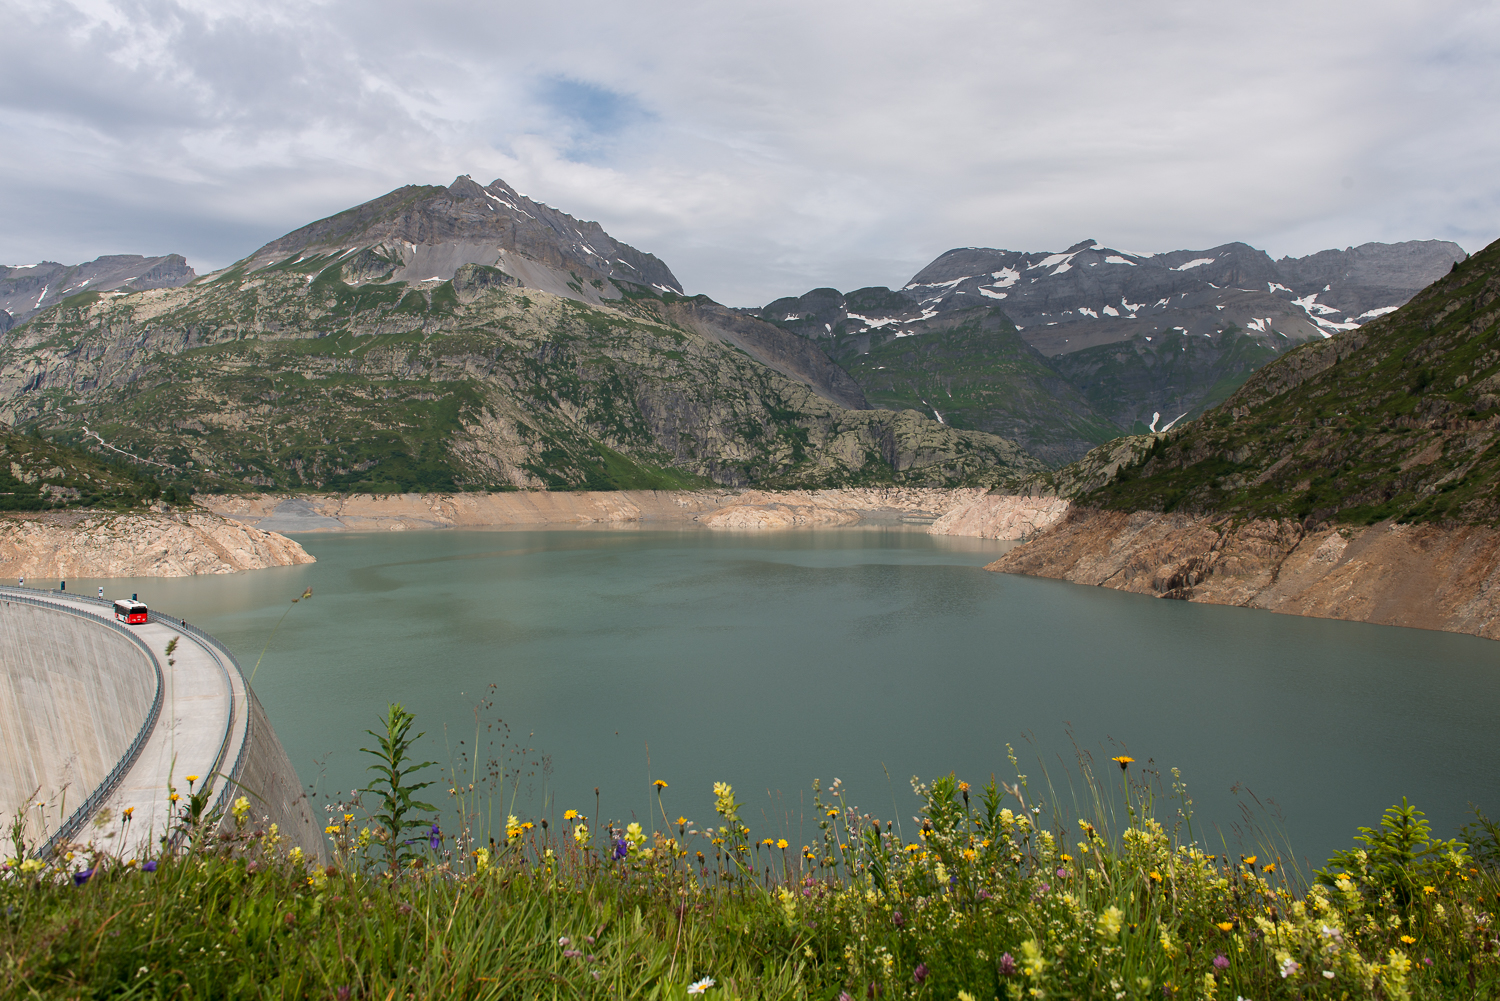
[1,585,249,858]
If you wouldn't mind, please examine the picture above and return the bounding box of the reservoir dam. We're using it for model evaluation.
[0,585,323,861]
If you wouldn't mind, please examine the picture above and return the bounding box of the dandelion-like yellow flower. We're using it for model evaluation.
[1262,863,1276,874]
[1243,855,1258,866]
[761,838,774,846]
[653,780,668,789]
[325,825,340,835]
[1217,921,1234,932]
[676,816,688,826]
[169,793,180,803]
[958,781,970,793]
[1422,885,1436,894]
[1149,871,1163,883]
[1111,756,1134,770]
[564,810,579,820]
[185,775,199,784]
[122,807,134,819]
[1060,853,1073,862]
[777,839,788,849]
[827,808,838,817]
[1400,935,1416,944]
[343,813,353,823]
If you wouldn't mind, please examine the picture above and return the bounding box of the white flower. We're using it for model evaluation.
[1279,957,1301,978]
[1322,971,1335,979]
[687,976,715,994]
[558,936,570,947]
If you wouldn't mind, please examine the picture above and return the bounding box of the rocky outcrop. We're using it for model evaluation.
[0,510,315,578]
[928,493,1071,540]
[986,508,1500,640]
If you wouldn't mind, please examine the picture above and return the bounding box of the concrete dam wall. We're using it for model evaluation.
[0,587,324,860]
[0,600,158,847]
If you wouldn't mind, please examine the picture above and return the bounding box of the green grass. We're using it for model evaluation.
[6,741,1496,999]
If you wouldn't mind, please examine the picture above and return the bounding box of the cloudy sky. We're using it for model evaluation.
[3,0,1498,306]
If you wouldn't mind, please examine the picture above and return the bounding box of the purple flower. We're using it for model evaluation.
[613,838,628,859]
[73,868,94,886]
[1056,867,1068,878]
[1213,954,1230,970]
[839,994,853,1001]
[912,963,928,985]
[999,953,1017,976]
[892,910,905,928]
[563,949,583,959]
[142,860,158,873]
[429,824,441,851]
[336,987,351,1001]
[1037,882,1049,893]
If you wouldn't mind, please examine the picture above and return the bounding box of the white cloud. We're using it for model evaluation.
[1,0,1496,306]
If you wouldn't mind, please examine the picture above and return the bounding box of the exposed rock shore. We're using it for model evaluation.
[986,507,1500,640]
[0,509,315,578]
[197,488,1070,537]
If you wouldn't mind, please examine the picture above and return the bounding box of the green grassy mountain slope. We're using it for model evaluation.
[835,307,1122,466]
[1064,240,1500,525]
[0,424,171,511]
[0,258,1042,493]
[1049,326,1286,434]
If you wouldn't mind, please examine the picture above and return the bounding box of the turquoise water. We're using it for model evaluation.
[47,528,1500,868]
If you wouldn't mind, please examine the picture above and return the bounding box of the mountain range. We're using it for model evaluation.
[0,175,1467,496]
[752,238,1463,463]
[0,177,1035,493]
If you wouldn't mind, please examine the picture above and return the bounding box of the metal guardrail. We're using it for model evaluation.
[0,588,165,860]
[65,593,253,843]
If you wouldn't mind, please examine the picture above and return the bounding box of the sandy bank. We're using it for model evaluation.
[986,507,1500,640]
[197,488,1071,538]
[0,509,315,578]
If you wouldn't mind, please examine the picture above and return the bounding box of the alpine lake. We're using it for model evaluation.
[53,527,1500,870]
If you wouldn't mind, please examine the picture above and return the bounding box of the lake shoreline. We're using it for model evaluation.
[986,505,1500,641]
[194,488,1069,540]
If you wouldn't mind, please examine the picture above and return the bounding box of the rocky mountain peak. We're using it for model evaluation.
[0,254,196,331]
[233,176,682,308]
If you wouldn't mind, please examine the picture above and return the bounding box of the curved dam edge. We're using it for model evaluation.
[984,507,1500,641]
[0,586,325,861]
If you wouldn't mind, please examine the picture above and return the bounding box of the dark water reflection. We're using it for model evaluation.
[49,528,1500,868]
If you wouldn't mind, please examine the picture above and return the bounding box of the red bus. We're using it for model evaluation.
[113,599,149,625]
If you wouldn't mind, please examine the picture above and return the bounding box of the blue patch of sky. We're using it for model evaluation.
[532,77,654,161]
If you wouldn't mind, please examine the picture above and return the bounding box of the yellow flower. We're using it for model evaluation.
[1422,885,1436,894]
[185,775,199,784]
[1400,935,1416,944]
[1060,853,1073,862]
[958,993,976,1001]
[958,781,970,793]
[653,779,668,789]
[564,810,579,821]
[761,838,774,846]
[325,825,340,835]
[676,816,688,826]
[122,807,135,819]
[343,814,353,822]
[1217,921,1234,932]
[827,808,838,817]
[169,793,180,802]
[1243,855,1258,866]
[1111,755,1134,769]
[1096,905,1123,940]
[1149,870,1163,883]
[232,797,251,822]
[777,839,789,849]
[1262,862,1276,874]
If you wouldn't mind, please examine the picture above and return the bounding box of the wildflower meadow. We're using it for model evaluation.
[3,703,1498,1000]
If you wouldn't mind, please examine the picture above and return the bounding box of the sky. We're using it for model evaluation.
[2,0,1498,307]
